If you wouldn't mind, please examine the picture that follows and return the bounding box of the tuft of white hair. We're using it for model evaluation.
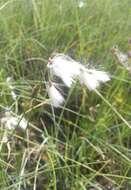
[47,54,110,90]
[48,83,65,107]
[79,69,110,91]
[6,77,17,100]
[78,1,84,8]
[111,46,129,69]
[47,54,83,87]
[1,112,28,130]
[88,69,110,83]
[79,70,99,90]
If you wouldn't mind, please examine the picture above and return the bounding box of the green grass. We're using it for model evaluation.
[0,0,131,189]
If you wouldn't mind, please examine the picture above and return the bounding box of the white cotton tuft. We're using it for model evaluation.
[79,70,100,90]
[6,77,17,100]
[78,1,84,8]
[47,54,83,87]
[18,117,28,130]
[88,69,110,83]
[11,91,17,100]
[1,112,28,130]
[79,68,110,91]
[48,83,65,107]
[6,77,12,83]
[118,53,128,65]
[6,77,14,90]
[111,46,130,70]
[61,74,75,87]
[47,54,110,90]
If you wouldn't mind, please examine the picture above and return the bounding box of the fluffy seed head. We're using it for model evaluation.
[1,112,28,130]
[48,82,65,107]
[79,69,110,91]
[47,54,83,87]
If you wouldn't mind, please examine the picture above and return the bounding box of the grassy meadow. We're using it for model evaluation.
[0,0,131,189]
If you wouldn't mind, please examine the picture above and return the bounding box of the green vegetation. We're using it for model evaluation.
[0,0,131,189]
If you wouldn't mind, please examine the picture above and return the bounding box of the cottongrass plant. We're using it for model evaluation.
[1,111,28,131]
[47,54,83,87]
[1,78,28,131]
[47,82,65,108]
[0,77,28,145]
[78,0,85,8]
[6,77,17,100]
[111,46,131,73]
[47,54,110,107]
